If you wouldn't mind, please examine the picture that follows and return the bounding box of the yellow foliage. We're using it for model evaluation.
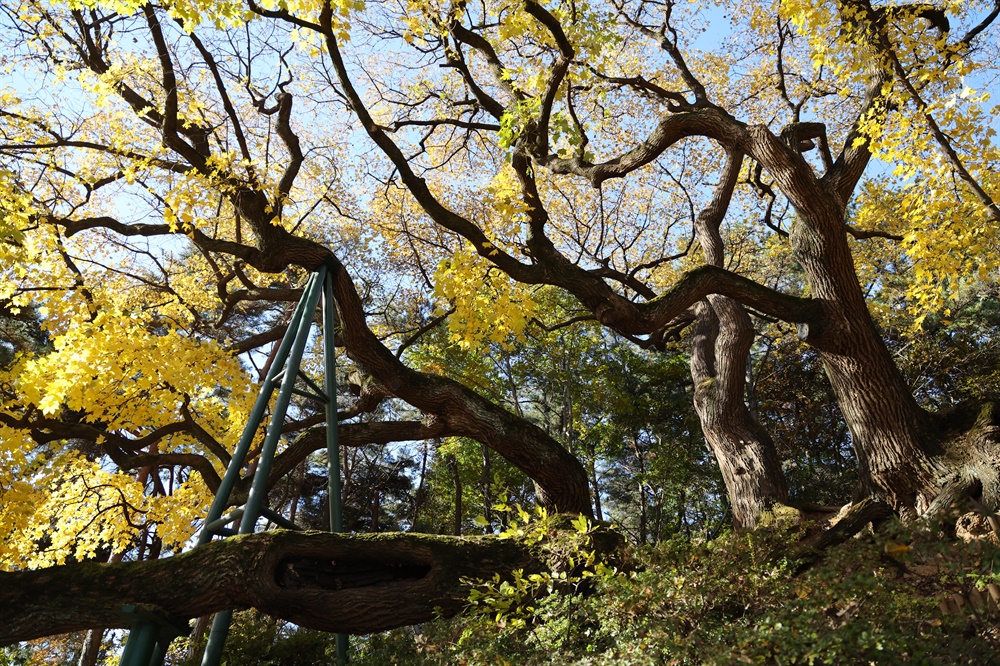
[777,0,1000,318]
[433,245,536,351]
[147,478,217,548]
[2,451,150,567]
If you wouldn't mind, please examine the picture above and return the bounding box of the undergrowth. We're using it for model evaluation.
[352,515,1000,665]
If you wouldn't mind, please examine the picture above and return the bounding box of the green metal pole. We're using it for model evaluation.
[149,636,172,666]
[238,263,326,535]
[198,609,233,666]
[335,627,349,663]
[322,270,343,533]
[197,271,320,546]
[118,621,157,666]
[201,269,326,666]
[322,268,349,664]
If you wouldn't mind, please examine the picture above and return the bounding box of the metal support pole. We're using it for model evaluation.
[120,269,348,666]
[118,621,157,666]
[118,606,188,666]
[238,264,326,535]
[322,270,343,534]
[200,266,328,666]
[196,273,321,666]
[323,267,349,664]
[149,636,172,666]
[198,609,233,666]
[196,272,320,547]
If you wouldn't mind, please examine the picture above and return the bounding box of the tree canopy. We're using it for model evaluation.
[2,0,1000,655]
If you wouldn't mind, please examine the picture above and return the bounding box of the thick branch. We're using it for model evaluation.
[59,214,325,274]
[388,118,501,132]
[523,0,574,157]
[117,452,222,493]
[796,498,893,570]
[538,109,742,187]
[0,530,542,643]
[0,412,223,490]
[448,10,522,112]
[325,255,594,515]
[599,264,823,335]
[274,92,304,209]
[142,5,207,168]
[227,325,286,354]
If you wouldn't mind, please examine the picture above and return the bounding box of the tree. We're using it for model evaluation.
[2,0,1000,645]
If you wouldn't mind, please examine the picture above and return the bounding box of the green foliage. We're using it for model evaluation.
[498,97,542,150]
[755,339,858,505]
[0,645,32,666]
[414,436,535,536]
[357,522,999,665]
[406,304,723,540]
[463,506,618,632]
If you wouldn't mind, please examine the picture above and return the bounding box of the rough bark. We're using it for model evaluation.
[788,203,940,515]
[788,175,999,520]
[0,530,544,645]
[792,497,894,573]
[490,8,984,519]
[690,301,789,529]
[926,400,1000,519]
[688,148,788,529]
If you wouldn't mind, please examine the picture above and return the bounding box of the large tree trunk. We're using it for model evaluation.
[0,529,599,645]
[689,148,788,529]
[690,300,789,529]
[790,199,942,514]
[788,182,1000,519]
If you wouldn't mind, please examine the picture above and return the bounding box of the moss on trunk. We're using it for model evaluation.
[1,525,622,645]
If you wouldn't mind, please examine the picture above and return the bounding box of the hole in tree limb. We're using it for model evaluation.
[276,557,431,590]
[970,478,984,503]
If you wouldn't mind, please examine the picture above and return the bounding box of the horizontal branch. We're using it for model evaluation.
[538,109,743,187]
[117,452,222,493]
[59,214,328,273]
[388,118,501,132]
[227,325,286,354]
[846,225,903,241]
[0,530,542,643]
[4,414,189,453]
[60,218,173,238]
[0,413,223,490]
[584,264,822,335]
[539,116,838,248]
[268,420,451,484]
